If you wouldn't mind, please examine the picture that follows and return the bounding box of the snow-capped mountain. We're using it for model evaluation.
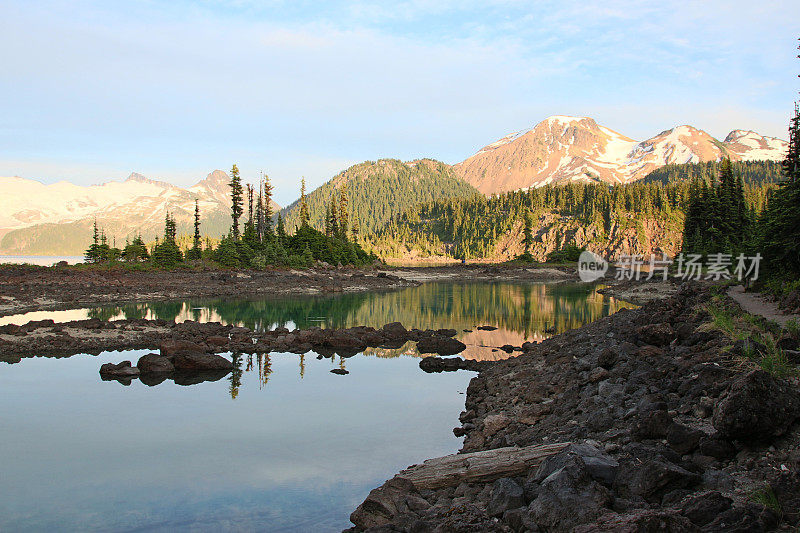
[454,116,788,194]
[0,170,280,255]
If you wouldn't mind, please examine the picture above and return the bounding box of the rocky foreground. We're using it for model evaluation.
[347,284,800,532]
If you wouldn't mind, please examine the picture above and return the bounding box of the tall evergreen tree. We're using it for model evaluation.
[263,174,274,236]
[338,186,349,239]
[523,209,533,255]
[229,164,244,239]
[299,177,310,228]
[762,102,800,277]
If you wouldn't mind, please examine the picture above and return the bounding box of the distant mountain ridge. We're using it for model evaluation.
[0,170,280,256]
[453,116,787,194]
[0,114,787,256]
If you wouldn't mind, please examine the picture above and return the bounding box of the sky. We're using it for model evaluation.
[0,0,797,205]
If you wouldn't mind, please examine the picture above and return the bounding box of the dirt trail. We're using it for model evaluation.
[728,284,800,327]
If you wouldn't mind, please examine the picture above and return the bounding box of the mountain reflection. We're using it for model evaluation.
[87,281,633,340]
[86,282,634,395]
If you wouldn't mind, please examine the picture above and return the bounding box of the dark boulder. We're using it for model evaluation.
[702,503,779,532]
[419,356,486,373]
[631,410,673,440]
[597,348,617,369]
[613,456,700,503]
[381,322,408,340]
[324,330,367,352]
[712,369,800,441]
[636,323,675,346]
[160,340,207,358]
[416,336,466,356]
[666,423,705,455]
[330,368,349,375]
[572,509,697,532]
[99,360,139,377]
[698,435,736,460]
[349,476,429,530]
[477,325,498,331]
[528,454,613,532]
[172,353,233,372]
[679,490,732,527]
[486,477,525,517]
[137,353,174,374]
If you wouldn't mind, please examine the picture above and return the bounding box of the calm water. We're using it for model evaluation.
[0,255,83,266]
[0,282,633,532]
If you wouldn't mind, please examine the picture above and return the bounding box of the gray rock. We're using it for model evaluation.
[528,455,612,532]
[487,477,525,517]
[613,456,700,503]
[631,410,673,440]
[679,490,732,527]
[666,423,704,455]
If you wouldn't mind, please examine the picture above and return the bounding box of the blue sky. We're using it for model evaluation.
[1,0,797,205]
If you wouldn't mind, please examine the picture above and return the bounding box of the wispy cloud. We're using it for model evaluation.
[0,0,796,202]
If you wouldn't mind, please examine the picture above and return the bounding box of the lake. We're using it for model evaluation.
[0,282,633,531]
[0,255,84,266]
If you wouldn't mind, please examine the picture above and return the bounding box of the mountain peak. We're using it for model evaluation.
[125,172,154,184]
[454,116,788,194]
[192,170,230,192]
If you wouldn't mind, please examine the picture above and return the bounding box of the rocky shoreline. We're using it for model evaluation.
[0,263,577,318]
[346,283,800,532]
[0,313,480,365]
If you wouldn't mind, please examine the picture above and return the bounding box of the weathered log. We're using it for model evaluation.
[397,442,570,490]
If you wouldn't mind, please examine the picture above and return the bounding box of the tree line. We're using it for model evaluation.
[85,165,375,268]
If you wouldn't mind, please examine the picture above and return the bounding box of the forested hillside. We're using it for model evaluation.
[641,160,782,186]
[280,159,478,235]
[365,163,780,262]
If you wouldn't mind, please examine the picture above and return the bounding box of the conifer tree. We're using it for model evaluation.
[229,164,244,239]
[299,177,310,228]
[338,186,349,239]
[762,101,800,277]
[263,174,274,236]
[187,199,202,260]
[523,209,533,255]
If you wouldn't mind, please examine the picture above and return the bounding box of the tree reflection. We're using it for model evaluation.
[229,353,243,399]
[85,282,636,397]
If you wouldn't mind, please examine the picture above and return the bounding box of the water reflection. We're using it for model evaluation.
[0,349,472,531]
[77,283,632,339]
[1,282,634,362]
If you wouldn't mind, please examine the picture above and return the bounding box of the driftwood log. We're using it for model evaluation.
[396,442,571,490]
[350,442,571,529]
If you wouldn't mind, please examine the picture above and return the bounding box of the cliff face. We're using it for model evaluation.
[378,212,684,263]
[492,213,684,262]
